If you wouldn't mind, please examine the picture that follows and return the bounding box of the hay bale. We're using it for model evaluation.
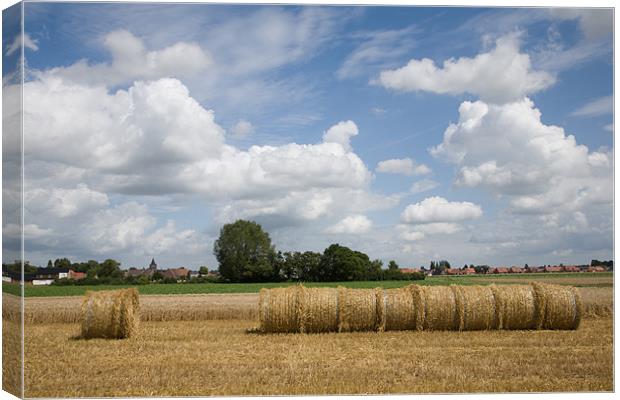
[413,285,458,331]
[376,288,386,332]
[491,284,536,330]
[453,285,497,331]
[383,287,416,331]
[298,287,339,333]
[80,288,139,339]
[258,286,301,333]
[337,287,381,332]
[532,282,582,330]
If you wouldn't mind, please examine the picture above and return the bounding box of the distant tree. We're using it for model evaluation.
[318,244,372,281]
[213,219,276,282]
[98,259,122,278]
[368,259,383,281]
[199,266,209,275]
[388,260,399,271]
[46,260,53,268]
[53,258,71,269]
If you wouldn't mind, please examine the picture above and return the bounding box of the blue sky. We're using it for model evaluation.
[3,4,613,269]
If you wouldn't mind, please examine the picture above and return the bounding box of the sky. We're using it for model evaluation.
[1,3,614,270]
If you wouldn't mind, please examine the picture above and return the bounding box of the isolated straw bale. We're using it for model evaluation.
[490,284,536,330]
[80,288,139,339]
[383,287,416,331]
[453,285,497,331]
[532,282,582,330]
[338,287,381,332]
[258,286,301,333]
[413,285,458,331]
[298,287,339,333]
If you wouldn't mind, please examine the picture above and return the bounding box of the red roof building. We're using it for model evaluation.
[544,266,563,273]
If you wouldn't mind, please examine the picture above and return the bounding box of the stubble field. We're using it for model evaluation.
[2,278,614,396]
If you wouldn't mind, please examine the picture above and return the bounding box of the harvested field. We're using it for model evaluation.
[16,293,258,324]
[6,287,612,325]
[22,316,612,397]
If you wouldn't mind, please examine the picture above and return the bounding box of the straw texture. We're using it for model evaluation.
[453,285,497,330]
[80,288,139,339]
[383,287,416,331]
[298,287,339,333]
[258,286,301,333]
[532,282,583,330]
[337,287,381,332]
[491,284,537,330]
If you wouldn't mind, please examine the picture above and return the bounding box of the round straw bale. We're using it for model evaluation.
[532,282,582,330]
[258,286,301,333]
[409,284,426,331]
[416,285,458,331]
[80,288,139,339]
[490,284,536,330]
[298,287,339,333]
[383,287,416,331]
[453,285,497,331]
[376,288,386,332]
[337,287,380,332]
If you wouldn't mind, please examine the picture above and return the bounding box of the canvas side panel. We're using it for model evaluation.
[2,2,25,398]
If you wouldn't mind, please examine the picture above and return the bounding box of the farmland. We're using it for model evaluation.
[20,315,613,396]
[4,272,613,396]
[2,271,612,297]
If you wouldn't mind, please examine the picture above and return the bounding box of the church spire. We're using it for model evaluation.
[149,258,157,270]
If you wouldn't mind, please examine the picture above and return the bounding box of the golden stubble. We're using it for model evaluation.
[22,316,612,397]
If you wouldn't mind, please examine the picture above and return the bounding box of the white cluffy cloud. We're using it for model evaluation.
[16,67,402,262]
[321,120,359,152]
[401,196,482,224]
[375,34,555,104]
[45,30,212,87]
[376,158,431,176]
[326,214,373,234]
[430,97,612,215]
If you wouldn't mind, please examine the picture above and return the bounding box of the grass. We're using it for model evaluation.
[21,316,612,397]
[3,272,612,297]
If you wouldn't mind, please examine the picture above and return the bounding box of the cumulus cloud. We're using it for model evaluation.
[17,67,402,263]
[230,120,254,137]
[375,34,555,104]
[410,179,439,194]
[326,214,373,234]
[376,158,431,176]
[571,95,613,117]
[430,97,613,214]
[321,120,359,152]
[44,30,211,87]
[401,196,482,224]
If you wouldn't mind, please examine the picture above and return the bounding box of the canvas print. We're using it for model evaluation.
[1,2,614,397]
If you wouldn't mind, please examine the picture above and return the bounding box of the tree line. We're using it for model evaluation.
[214,219,425,283]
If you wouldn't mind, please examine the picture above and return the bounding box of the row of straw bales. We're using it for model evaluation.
[258,283,582,333]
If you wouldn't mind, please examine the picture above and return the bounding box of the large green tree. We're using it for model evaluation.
[213,220,276,282]
[318,244,373,281]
